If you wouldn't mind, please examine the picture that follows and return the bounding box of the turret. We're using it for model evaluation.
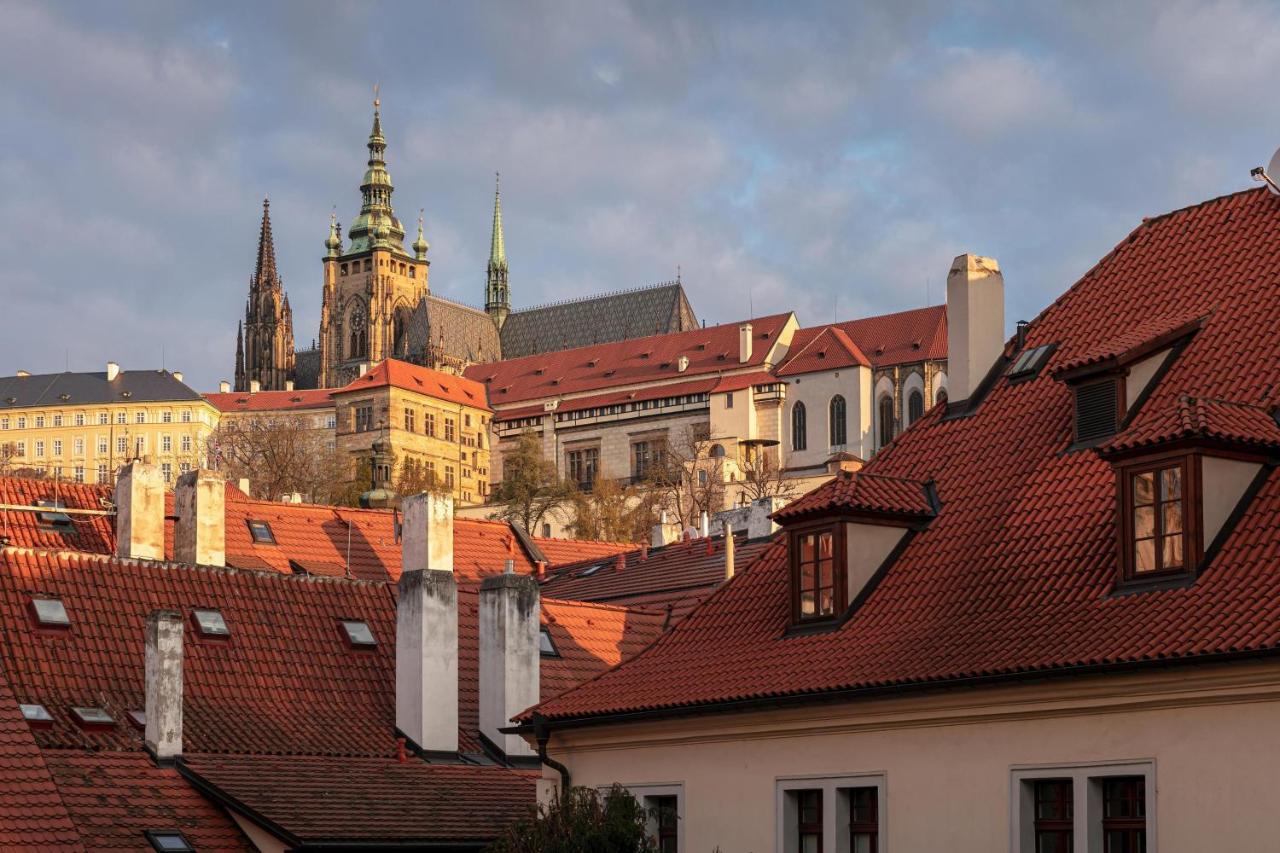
[325,211,342,258]
[485,173,510,329]
[413,209,430,261]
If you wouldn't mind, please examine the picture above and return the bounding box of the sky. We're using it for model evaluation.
[3,0,1280,392]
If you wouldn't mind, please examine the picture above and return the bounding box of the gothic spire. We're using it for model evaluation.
[489,172,506,268]
[485,172,511,329]
[347,86,405,254]
[234,320,246,391]
[253,197,281,292]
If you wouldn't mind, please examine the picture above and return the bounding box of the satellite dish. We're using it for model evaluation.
[1266,147,1280,195]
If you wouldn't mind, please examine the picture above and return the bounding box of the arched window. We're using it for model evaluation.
[878,395,895,448]
[710,444,726,458]
[348,306,368,359]
[829,396,847,448]
[907,390,924,425]
[792,403,807,452]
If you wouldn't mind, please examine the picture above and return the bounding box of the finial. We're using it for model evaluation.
[263,196,270,209]
[418,207,424,228]
[677,264,681,284]
[495,171,500,193]
[373,82,380,111]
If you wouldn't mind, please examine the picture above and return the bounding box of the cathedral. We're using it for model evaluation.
[235,96,699,391]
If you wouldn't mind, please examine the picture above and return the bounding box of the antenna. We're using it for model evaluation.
[1251,147,1280,195]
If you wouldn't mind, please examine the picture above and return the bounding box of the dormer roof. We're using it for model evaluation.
[1100,395,1280,458]
[772,472,936,524]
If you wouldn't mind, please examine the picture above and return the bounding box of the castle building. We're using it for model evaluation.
[234,198,296,392]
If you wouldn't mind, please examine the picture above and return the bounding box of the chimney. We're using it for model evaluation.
[700,510,710,538]
[106,361,120,382]
[15,369,29,378]
[677,355,689,373]
[396,492,458,753]
[218,380,231,393]
[739,323,753,363]
[946,254,1005,403]
[747,496,780,540]
[723,520,735,579]
[174,469,225,567]
[173,371,184,383]
[249,379,261,393]
[479,568,540,758]
[145,609,183,762]
[650,511,676,548]
[115,461,165,560]
[237,477,251,497]
[285,379,295,391]
[358,363,369,377]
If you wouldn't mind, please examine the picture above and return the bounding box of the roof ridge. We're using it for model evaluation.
[426,292,490,314]
[541,596,665,615]
[1181,393,1277,413]
[513,281,681,314]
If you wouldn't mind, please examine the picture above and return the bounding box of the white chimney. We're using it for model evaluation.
[218,380,231,393]
[285,379,295,391]
[358,363,369,377]
[115,461,165,560]
[651,510,677,548]
[249,379,261,393]
[677,355,689,373]
[172,371,184,383]
[145,609,183,762]
[236,477,251,497]
[106,361,120,382]
[700,510,710,538]
[479,569,540,758]
[739,323,754,363]
[946,254,1005,403]
[174,469,225,567]
[723,519,735,579]
[747,496,781,540]
[396,492,458,753]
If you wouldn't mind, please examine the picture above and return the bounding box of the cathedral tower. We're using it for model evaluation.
[317,93,430,388]
[235,198,296,391]
[485,173,510,329]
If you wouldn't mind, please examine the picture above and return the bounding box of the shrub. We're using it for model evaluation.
[487,784,656,853]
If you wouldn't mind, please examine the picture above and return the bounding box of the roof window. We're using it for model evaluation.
[247,519,276,544]
[30,597,70,628]
[191,608,230,638]
[1006,344,1055,381]
[539,627,559,657]
[341,620,377,648]
[127,709,146,730]
[145,831,195,852]
[19,703,53,727]
[578,562,605,577]
[34,499,72,527]
[70,706,115,728]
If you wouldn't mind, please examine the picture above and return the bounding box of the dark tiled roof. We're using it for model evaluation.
[528,186,1280,723]
[292,347,322,391]
[0,369,202,408]
[499,282,698,360]
[772,471,936,522]
[414,295,503,365]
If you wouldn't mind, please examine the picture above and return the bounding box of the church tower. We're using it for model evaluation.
[235,198,296,391]
[318,92,429,388]
[485,173,510,329]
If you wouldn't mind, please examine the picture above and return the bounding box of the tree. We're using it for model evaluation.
[568,475,661,543]
[489,431,574,534]
[486,785,656,853]
[207,415,348,504]
[738,443,798,504]
[652,423,725,528]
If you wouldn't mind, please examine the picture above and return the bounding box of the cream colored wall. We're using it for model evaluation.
[844,522,905,602]
[548,660,1280,852]
[1123,349,1170,411]
[1202,455,1262,545]
[709,389,753,448]
[782,366,874,468]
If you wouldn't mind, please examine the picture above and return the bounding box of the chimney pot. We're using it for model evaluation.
[115,461,165,560]
[479,572,540,758]
[172,371,184,383]
[249,379,261,393]
[218,380,231,394]
[700,510,710,538]
[739,323,754,363]
[174,469,225,567]
[145,609,183,761]
[106,362,120,382]
[723,520,736,579]
[946,254,1005,403]
[285,379,295,391]
[402,492,454,573]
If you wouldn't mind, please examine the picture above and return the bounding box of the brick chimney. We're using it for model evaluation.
[145,610,183,762]
[396,492,458,753]
[174,469,225,567]
[946,254,1005,403]
[739,323,754,363]
[115,461,164,560]
[479,567,540,758]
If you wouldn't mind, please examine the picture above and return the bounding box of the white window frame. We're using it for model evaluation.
[776,772,887,853]
[603,782,684,850]
[1010,759,1156,853]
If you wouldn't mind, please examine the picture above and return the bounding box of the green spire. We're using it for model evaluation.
[325,209,342,257]
[489,172,506,268]
[346,86,405,254]
[412,209,429,260]
[485,172,510,328]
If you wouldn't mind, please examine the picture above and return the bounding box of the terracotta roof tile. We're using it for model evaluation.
[203,388,334,413]
[775,326,871,376]
[531,536,634,566]
[0,478,114,553]
[335,359,490,411]
[0,675,81,849]
[1102,395,1280,456]
[772,472,936,522]
[833,305,946,368]
[1050,309,1206,377]
[540,598,668,700]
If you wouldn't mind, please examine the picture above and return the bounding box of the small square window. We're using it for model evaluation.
[145,830,195,852]
[341,620,376,647]
[539,627,559,657]
[127,709,146,729]
[19,703,53,726]
[35,499,71,527]
[192,608,230,637]
[247,520,276,544]
[31,597,70,627]
[70,706,115,728]
[1007,344,1055,380]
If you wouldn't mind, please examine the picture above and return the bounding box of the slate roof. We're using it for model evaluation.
[413,294,503,365]
[292,347,322,391]
[527,186,1280,724]
[0,369,202,408]
[203,388,334,413]
[334,358,490,411]
[498,281,698,360]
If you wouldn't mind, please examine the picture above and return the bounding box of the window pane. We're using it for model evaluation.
[1162,500,1182,534]
[1134,539,1156,573]
[1162,534,1184,568]
[1161,467,1181,500]
[818,531,833,559]
[800,534,815,563]
[800,590,815,616]
[1132,471,1154,506]
[801,838,820,853]
[1133,505,1155,538]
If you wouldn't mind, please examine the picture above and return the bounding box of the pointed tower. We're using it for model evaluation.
[485,173,510,329]
[234,321,245,391]
[236,198,297,391]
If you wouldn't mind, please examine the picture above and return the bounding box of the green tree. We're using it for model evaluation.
[490,431,574,534]
[568,475,661,543]
[487,785,656,853]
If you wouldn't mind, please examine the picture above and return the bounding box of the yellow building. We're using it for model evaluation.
[0,362,217,486]
[332,358,492,505]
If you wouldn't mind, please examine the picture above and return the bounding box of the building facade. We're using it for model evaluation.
[234,198,296,392]
[0,364,216,486]
[332,359,492,505]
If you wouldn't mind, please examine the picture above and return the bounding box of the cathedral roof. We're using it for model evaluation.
[497,281,698,360]
[409,294,503,366]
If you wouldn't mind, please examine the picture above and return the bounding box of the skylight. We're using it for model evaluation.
[35,499,71,527]
[19,703,53,725]
[539,627,559,657]
[341,620,377,647]
[70,706,115,728]
[127,709,146,729]
[579,563,605,577]
[247,520,276,544]
[30,597,70,627]
[192,608,230,638]
[145,831,195,852]
[1007,344,1055,380]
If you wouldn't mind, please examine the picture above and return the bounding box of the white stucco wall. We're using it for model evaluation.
[782,365,873,469]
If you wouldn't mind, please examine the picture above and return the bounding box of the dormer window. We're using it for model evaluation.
[1123,460,1192,579]
[791,525,846,623]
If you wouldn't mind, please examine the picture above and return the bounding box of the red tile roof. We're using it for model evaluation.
[540,598,668,700]
[466,313,794,406]
[775,326,871,376]
[530,536,635,566]
[1050,309,1205,377]
[203,388,335,413]
[771,471,936,522]
[335,359,491,411]
[527,187,1280,723]
[180,755,535,848]
[1101,395,1280,456]
[0,478,115,553]
[0,677,81,849]
[830,305,946,368]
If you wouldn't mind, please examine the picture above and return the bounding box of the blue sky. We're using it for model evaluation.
[4,0,1280,390]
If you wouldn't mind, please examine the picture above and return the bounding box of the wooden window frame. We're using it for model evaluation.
[1032,778,1073,853]
[1102,776,1146,853]
[789,522,847,626]
[795,789,822,853]
[848,786,878,853]
[1116,451,1201,586]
